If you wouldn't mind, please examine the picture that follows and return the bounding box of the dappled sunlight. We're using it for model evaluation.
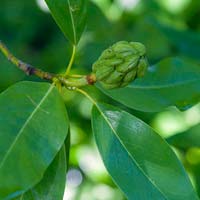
[36,0,49,12]
[152,103,200,137]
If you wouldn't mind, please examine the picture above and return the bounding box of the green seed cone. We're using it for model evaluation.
[104,71,123,84]
[99,48,115,59]
[95,65,114,81]
[116,55,138,73]
[92,41,148,89]
[100,82,121,89]
[123,69,137,83]
[137,57,148,77]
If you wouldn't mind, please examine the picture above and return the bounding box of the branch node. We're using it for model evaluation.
[26,65,35,76]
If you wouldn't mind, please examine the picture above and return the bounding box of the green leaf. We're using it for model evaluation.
[14,145,67,200]
[191,163,200,198]
[0,81,69,200]
[92,103,199,200]
[45,0,87,44]
[97,57,200,112]
[167,124,200,150]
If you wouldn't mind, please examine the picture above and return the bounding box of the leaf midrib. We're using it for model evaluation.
[0,84,54,171]
[129,78,200,90]
[95,104,168,200]
[67,0,76,44]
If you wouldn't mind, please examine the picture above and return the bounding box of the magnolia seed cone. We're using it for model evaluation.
[92,41,148,89]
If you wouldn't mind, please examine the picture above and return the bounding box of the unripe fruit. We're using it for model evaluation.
[92,41,148,89]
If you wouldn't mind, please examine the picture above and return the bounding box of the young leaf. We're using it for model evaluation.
[97,57,200,112]
[167,124,200,150]
[0,81,69,200]
[14,145,67,200]
[92,103,199,200]
[45,0,87,44]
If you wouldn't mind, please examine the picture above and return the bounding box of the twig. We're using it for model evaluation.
[0,41,55,81]
[0,40,96,88]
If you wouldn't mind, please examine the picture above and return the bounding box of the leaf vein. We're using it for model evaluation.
[96,105,168,200]
[67,0,76,44]
[130,78,200,90]
[0,84,54,170]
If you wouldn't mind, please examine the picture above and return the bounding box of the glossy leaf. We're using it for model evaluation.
[92,103,199,200]
[15,145,67,200]
[45,0,87,44]
[167,124,200,150]
[97,57,200,112]
[0,81,69,200]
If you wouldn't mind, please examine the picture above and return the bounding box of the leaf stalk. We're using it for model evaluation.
[65,44,76,76]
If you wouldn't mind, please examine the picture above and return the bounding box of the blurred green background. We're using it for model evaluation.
[0,0,200,199]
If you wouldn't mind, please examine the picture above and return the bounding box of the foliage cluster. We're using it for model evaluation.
[0,0,200,199]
